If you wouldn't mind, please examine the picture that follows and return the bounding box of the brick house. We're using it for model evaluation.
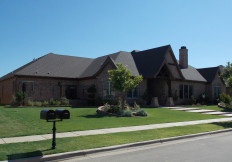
[0,45,227,106]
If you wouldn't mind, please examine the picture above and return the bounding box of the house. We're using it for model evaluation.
[0,45,227,106]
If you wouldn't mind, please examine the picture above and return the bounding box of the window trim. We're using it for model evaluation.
[127,86,139,99]
[179,84,193,99]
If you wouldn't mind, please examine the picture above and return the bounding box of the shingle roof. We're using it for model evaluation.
[80,51,139,78]
[0,45,215,83]
[180,65,207,82]
[131,45,169,78]
[0,53,93,80]
[197,66,220,82]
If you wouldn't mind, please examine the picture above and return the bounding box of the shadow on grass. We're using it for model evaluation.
[213,122,232,129]
[7,149,52,161]
[80,114,112,118]
[222,108,232,112]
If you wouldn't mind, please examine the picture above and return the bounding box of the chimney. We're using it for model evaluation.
[179,46,188,68]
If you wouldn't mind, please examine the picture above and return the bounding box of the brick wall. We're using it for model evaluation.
[0,77,16,104]
[172,80,206,104]
[15,76,78,102]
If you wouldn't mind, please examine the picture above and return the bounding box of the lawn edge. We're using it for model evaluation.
[13,128,232,162]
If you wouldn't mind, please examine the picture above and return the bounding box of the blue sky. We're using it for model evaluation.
[0,0,231,77]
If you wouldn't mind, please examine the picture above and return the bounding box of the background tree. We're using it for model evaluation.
[221,62,232,89]
[108,63,143,109]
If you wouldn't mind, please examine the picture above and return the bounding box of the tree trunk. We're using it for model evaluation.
[121,91,127,110]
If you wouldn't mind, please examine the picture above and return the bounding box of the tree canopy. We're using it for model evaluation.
[108,63,143,109]
[221,62,232,89]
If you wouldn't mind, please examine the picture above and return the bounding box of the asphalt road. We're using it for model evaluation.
[61,132,232,162]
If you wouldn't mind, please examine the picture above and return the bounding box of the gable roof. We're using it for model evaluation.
[80,51,139,78]
[197,66,220,82]
[131,45,170,78]
[0,45,216,83]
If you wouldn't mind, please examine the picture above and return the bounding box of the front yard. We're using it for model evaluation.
[1,122,232,161]
[0,106,226,138]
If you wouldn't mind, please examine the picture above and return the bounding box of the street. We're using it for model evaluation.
[60,131,232,162]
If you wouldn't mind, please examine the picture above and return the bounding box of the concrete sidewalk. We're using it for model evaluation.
[1,117,232,145]
[163,107,232,116]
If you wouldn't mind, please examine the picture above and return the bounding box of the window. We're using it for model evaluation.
[214,83,221,99]
[127,86,139,99]
[22,81,34,97]
[103,81,115,97]
[179,84,193,99]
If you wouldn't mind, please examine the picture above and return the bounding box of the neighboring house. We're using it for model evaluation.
[0,45,227,106]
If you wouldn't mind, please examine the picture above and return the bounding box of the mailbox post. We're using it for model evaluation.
[40,109,70,149]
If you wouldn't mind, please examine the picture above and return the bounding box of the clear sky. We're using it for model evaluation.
[0,0,231,77]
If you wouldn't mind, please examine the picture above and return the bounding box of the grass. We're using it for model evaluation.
[189,105,232,112]
[0,106,226,138]
[0,122,232,161]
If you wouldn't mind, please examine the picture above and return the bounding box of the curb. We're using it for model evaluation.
[9,128,232,162]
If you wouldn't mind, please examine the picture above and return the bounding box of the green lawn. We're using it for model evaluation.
[1,122,232,161]
[0,106,226,138]
[189,105,231,112]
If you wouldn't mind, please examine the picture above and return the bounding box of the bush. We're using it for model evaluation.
[27,100,34,106]
[42,101,49,106]
[191,95,197,104]
[15,91,27,106]
[34,101,42,107]
[198,92,209,104]
[219,93,232,104]
[134,102,140,110]
[141,91,152,105]
[108,105,120,114]
[119,110,133,117]
[49,98,56,105]
[54,100,61,106]
[61,98,69,106]
[135,109,148,116]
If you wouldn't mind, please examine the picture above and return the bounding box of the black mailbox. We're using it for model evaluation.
[40,109,56,120]
[55,109,70,119]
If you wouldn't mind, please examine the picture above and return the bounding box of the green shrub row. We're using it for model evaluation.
[27,98,70,107]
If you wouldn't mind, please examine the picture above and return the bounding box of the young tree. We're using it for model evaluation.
[15,91,27,106]
[108,63,143,110]
[221,62,232,89]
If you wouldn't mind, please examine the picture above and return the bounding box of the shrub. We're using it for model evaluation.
[27,100,34,106]
[135,109,148,116]
[134,102,140,110]
[219,93,232,104]
[141,91,152,105]
[49,98,56,105]
[191,95,197,104]
[34,101,42,107]
[61,98,69,106]
[15,91,27,106]
[54,100,61,106]
[119,110,133,117]
[42,101,49,106]
[198,92,209,104]
[104,103,120,114]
